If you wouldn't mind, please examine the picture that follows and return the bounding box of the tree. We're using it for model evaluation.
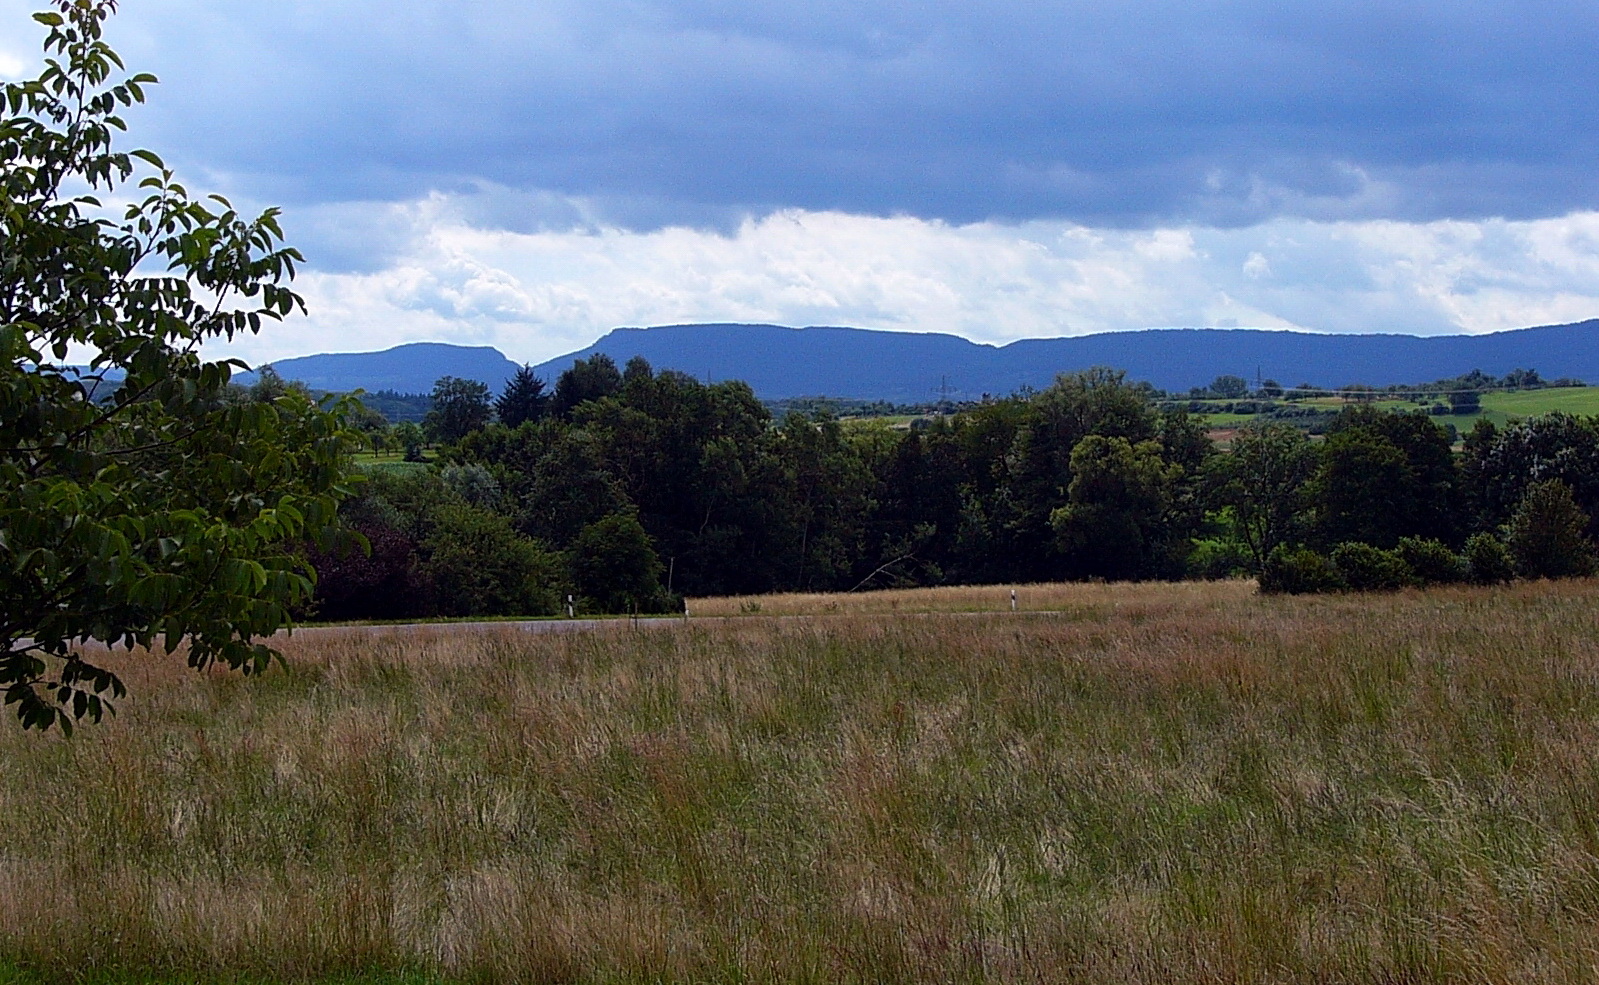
[248,365,290,403]
[1049,435,1181,580]
[494,364,549,429]
[1311,408,1461,549]
[1001,368,1159,579]
[423,375,491,444]
[569,513,666,613]
[1205,423,1317,569]
[551,353,623,418]
[0,2,360,730]
[1210,375,1249,399]
[394,420,426,461]
[1505,480,1596,580]
[1448,389,1480,414]
[419,504,562,617]
[1462,413,1599,538]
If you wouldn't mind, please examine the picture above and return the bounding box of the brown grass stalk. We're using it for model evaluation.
[3,580,1599,982]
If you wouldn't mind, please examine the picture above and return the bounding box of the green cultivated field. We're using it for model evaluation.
[8,580,1599,983]
[1194,385,1599,431]
[1478,386,1599,424]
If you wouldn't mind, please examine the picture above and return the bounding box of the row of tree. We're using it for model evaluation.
[309,354,1599,618]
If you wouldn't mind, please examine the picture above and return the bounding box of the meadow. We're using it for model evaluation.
[1188,385,1599,430]
[6,579,1599,983]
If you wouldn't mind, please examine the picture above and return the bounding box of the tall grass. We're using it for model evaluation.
[5,581,1599,982]
[686,578,1252,617]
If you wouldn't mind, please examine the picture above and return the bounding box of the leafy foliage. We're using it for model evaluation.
[419,504,562,617]
[1205,423,1316,569]
[551,353,623,419]
[1329,542,1414,592]
[1395,537,1468,585]
[1258,545,1346,595]
[423,375,491,445]
[1462,532,1515,586]
[1506,479,1597,580]
[569,513,667,614]
[0,1,360,729]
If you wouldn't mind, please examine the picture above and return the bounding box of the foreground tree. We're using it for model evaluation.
[0,1,360,729]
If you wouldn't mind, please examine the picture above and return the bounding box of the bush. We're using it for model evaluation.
[1462,532,1515,585]
[1187,538,1253,580]
[570,513,670,614]
[1506,480,1597,579]
[307,524,427,622]
[1330,542,1415,591]
[1259,545,1346,594]
[420,504,563,617]
[1396,537,1468,585]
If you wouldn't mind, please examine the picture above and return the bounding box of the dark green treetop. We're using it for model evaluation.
[424,375,492,444]
[494,364,549,429]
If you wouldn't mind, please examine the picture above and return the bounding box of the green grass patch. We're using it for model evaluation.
[1195,386,1599,431]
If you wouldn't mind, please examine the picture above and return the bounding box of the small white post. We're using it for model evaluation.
[566,594,575,619]
[1010,589,1017,612]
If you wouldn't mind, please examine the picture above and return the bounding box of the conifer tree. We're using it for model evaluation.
[495,364,549,428]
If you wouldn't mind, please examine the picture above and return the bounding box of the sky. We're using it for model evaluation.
[3,0,1599,365]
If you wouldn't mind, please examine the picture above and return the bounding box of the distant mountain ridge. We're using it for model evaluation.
[252,342,521,394]
[531,321,1599,400]
[259,320,1599,400]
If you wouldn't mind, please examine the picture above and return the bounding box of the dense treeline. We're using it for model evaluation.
[310,355,1599,618]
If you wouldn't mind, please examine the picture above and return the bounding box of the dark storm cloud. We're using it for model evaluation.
[10,0,1599,227]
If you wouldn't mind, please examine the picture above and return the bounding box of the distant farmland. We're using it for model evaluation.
[1189,384,1599,432]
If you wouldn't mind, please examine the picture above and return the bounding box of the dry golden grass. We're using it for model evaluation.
[686,577,1257,617]
[5,580,1599,983]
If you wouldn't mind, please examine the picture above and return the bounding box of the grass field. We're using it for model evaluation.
[8,579,1599,982]
[1477,387,1599,425]
[1191,386,1599,431]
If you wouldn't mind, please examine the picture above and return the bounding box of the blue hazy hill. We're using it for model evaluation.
[530,320,1599,400]
[251,342,522,394]
[255,320,1599,400]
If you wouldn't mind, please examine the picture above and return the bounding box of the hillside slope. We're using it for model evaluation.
[255,321,1599,400]
[532,320,1599,400]
[254,342,521,394]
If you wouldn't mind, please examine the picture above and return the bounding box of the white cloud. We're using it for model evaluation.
[190,197,1599,367]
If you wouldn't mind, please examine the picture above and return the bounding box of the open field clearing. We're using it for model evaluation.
[8,581,1599,982]
[687,578,1254,617]
[1192,386,1599,432]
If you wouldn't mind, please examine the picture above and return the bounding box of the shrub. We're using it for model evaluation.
[1187,538,1253,580]
[569,513,670,614]
[1506,479,1598,579]
[1330,542,1415,591]
[307,524,427,622]
[420,504,563,617]
[1259,545,1346,595]
[1396,537,1468,585]
[1462,532,1515,585]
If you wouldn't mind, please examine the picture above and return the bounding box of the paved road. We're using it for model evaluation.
[24,610,1042,652]
[279,616,696,641]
